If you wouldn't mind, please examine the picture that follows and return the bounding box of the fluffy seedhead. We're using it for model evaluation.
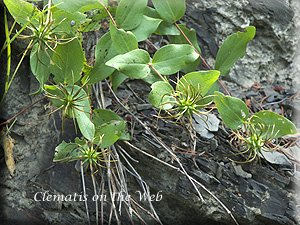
[158,77,213,134]
[229,121,282,164]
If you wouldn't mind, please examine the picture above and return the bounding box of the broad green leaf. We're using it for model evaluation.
[250,111,297,139]
[142,70,164,84]
[53,0,107,13]
[110,70,127,92]
[151,44,199,75]
[93,109,127,148]
[106,49,151,79]
[177,71,220,98]
[4,0,40,26]
[214,91,249,130]
[148,81,174,110]
[169,24,201,73]
[115,0,147,30]
[83,32,117,85]
[197,81,219,107]
[54,138,85,162]
[151,0,185,25]
[110,23,138,54]
[155,22,180,35]
[215,26,256,76]
[50,37,84,84]
[146,7,179,35]
[52,9,90,34]
[131,15,162,42]
[30,44,52,94]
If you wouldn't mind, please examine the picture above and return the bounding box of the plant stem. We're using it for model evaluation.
[97,0,117,27]
[174,23,231,96]
[81,163,91,225]
[148,64,167,82]
[0,95,47,126]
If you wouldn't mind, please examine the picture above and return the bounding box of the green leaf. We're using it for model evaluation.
[52,9,90,34]
[148,81,174,110]
[115,0,147,30]
[110,70,127,92]
[151,0,186,25]
[151,44,199,75]
[4,0,40,26]
[93,109,127,148]
[142,70,163,84]
[50,37,84,84]
[30,44,52,94]
[44,85,95,140]
[169,24,201,73]
[214,91,249,130]
[155,22,180,35]
[106,49,151,79]
[131,15,162,42]
[215,26,256,76]
[146,7,179,35]
[83,32,117,85]
[54,138,85,162]
[52,0,107,13]
[250,111,297,139]
[177,70,220,97]
[110,23,138,54]
[78,6,117,32]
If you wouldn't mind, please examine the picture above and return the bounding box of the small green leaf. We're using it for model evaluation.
[250,111,297,139]
[151,44,199,75]
[142,70,163,84]
[155,22,180,35]
[83,32,117,85]
[215,26,256,76]
[30,44,52,94]
[169,24,201,73]
[177,70,220,97]
[52,10,90,34]
[93,109,127,148]
[110,23,138,54]
[110,70,127,92]
[53,0,107,13]
[131,15,162,42]
[54,138,85,162]
[148,81,174,110]
[4,0,40,26]
[115,0,147,30]
[145,7,179,35]
[151,0,186,25]
[50,37,84,84]
[106,49,151,79]
[214,91,249,130]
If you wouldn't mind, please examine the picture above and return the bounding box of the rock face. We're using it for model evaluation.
[1,0,300,225]
[182,0,299,87]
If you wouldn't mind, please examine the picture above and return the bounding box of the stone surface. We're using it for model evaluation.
[182,0,300,87]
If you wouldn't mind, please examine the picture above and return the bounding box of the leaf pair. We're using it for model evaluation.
[214,91,297,139]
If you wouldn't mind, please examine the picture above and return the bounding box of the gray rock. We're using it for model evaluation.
[260,150,292,167]
[183,0,299,87]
